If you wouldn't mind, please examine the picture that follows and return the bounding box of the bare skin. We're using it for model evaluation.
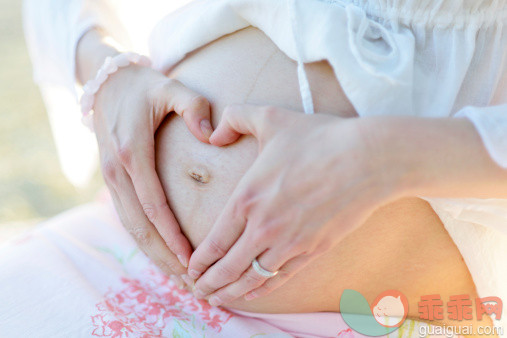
[155,27,493,330]
[76,28,214,274]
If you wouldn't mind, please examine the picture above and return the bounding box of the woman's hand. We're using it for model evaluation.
[77,29,214,276]
[186,105,403,306]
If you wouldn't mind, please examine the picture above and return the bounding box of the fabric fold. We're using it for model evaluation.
[149,0,415,117]
[455,105,507,169]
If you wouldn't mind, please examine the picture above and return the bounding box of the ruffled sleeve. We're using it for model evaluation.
[453,104,507,169]
[22,0,130,187]
[22,0,130,95]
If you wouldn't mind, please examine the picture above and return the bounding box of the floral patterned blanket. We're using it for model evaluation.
[0,199,431,337]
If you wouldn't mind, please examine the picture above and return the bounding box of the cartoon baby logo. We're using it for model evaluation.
[340,289,409,336]
[371,290,409,328]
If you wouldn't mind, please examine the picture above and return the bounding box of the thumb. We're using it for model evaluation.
[209,104,283,146]
[157,79,214,143]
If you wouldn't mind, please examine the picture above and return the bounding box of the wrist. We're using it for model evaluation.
[373,117,431,198]
[359,116,456,199]
[81,53,152,130]
[354,116,415,201]
[76,28,119,84]
[363,116,507,199]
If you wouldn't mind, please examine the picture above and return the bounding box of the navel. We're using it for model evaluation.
[187,165,210,184]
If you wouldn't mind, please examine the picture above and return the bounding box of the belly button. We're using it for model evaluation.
[187,166,210,184]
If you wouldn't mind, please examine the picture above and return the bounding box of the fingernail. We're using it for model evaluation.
[181,274,194,288]
[177,255,188,268]
[188,269,201,279]
[193,288,206,299]
[244,291,258,301]
[170,275,185,289]
[200,119,213,139]
[208,295,222,307]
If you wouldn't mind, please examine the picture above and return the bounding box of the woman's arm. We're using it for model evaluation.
[187,105,507,307]
[24,0,214,277]
[75,28,118,84]
[75,27,217,275]
[363,112,507,199]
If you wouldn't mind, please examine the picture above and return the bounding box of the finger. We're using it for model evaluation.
[158,79,214,143]
[106,181,183,276]
[169,274,186,290]
[108,187,130,232]
[187,187,250,280]
[207,265,268,307]
[203,242,295,306]
[192,226,268,298]
[116,136,193,268]
[113,164,187,276]
[245,253,316,301]
[209,104,291,146]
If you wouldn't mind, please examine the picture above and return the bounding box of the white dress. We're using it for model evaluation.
[23,0,507,331]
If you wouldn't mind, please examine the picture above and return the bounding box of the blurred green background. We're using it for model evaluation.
[0,0,102,242]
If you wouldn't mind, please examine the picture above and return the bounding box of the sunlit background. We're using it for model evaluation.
[0,0,102,243]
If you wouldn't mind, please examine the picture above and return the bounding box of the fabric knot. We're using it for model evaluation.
[346,4,405,85]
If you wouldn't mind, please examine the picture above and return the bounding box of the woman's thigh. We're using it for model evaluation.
[155,27,478,325]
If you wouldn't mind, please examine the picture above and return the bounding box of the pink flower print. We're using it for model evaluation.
[164,291,182,306]
[336,328,355,337]
[136,292,147,304]
[92,314,110,336]
[9,232,36,246]
[91,265,233,336]
[206,314,226,330]
[108,320,134,338]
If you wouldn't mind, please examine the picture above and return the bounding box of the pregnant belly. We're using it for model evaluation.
[155,27,479,325]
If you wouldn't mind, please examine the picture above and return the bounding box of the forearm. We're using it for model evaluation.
[362,115,507,199]
[76,28,119,84]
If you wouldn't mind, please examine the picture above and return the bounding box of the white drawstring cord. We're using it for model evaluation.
[288,0,315,115]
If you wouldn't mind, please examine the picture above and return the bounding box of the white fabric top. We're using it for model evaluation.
[23,0,507,330]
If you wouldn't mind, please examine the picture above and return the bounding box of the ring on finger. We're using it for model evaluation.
[251,258,278,278]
